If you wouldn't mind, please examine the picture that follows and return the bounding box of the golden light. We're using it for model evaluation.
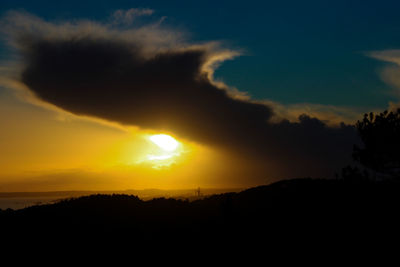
[149,134,179,151]
[144,134,182,168]
[147,154,173,160]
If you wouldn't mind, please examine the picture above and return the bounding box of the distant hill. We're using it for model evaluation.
[0,187,242,209]
[1,178,399,248]
[0,187,242,199]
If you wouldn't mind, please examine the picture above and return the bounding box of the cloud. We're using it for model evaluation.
[111,8,155,25]
[1,11,359,179]
[369,50,400,65]
[369,50,400,98]
[262,100,365,126]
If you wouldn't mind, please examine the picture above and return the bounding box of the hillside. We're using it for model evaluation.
[1,178,399,246]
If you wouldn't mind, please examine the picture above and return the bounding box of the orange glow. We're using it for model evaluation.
[0,92,258,191]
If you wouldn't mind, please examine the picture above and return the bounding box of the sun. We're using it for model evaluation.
[144,134,181,168]
[149,134,179,152]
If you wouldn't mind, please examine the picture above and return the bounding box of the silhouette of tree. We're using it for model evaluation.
[353,109,400,179]
[340,165,370,182]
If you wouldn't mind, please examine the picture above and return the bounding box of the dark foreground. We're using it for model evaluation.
[1,178,399,252]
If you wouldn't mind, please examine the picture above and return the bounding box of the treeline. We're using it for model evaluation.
[1,178,399,245]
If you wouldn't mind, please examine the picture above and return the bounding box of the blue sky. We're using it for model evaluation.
[1,0,400,109]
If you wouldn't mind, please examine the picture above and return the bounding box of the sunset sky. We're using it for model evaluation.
[1,0,400,191]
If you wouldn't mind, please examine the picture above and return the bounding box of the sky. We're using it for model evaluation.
[1,0,400,191]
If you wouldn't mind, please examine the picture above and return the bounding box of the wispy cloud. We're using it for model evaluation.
[111,8,155,25]
[368,50,400,99]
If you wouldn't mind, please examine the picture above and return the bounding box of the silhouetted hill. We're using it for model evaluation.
[0,188,241,210]
[1,178,399,249]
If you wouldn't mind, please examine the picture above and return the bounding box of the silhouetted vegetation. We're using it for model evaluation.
[352,109,400,179]
[1,178,399,249]
[340,165,370,182]
[341,109,400,181]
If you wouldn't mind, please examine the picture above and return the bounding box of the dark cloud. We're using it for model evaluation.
[5,12,359,179]
[21,38,273,147]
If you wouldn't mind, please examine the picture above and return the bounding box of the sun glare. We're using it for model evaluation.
[144,134,182,168]
[149,134,179,151]
[147,154,174,160]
